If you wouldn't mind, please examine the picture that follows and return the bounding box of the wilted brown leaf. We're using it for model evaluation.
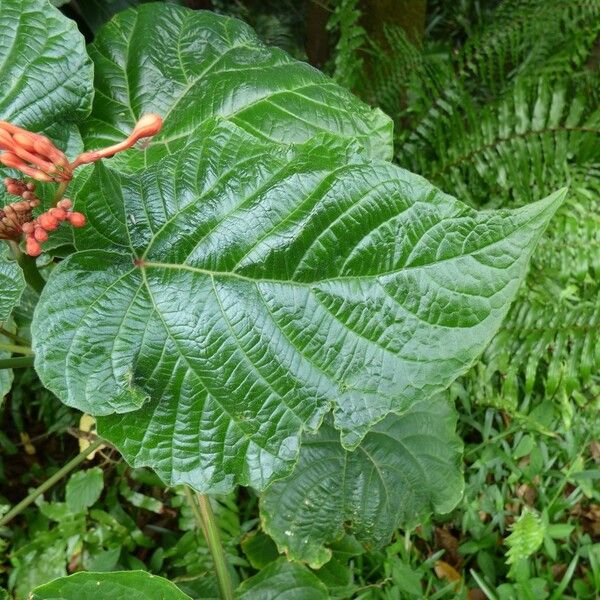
[435,560,462,587]
[435,527,460,566]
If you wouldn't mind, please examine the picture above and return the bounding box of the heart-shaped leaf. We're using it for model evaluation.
[260,395,463,567]
[32,120,563,492]
[236,558,329,600]
[0,244,24,322]
[0,0,93,138]
[31,571,191,600]
[81,4,393,165]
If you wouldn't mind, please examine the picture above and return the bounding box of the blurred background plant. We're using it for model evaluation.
[2,0,599,598]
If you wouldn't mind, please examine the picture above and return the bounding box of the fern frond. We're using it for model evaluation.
[460,0,600,95]
[399,77,600,206]
[327,0,367,89]
[356,24,454,124]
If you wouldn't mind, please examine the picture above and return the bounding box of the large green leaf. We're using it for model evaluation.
[0,0,93,140]
[260,395,463,567]
[80,4,392,164]
[31,571,191,600]
[0,244,24,322]
[236,558,329,600]
[32,119,564,492]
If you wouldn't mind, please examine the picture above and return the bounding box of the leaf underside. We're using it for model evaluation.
[80,3,393,166]
[0,244,24,323]
[32,118,564,493]
[260,395,463,568]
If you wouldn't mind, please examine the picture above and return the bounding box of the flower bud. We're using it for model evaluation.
[67,211,86,227]
[50,207,68,221]
[25,237,42,257]
[131,113,163,140]
[38,213,59,231]
[34,227,48,242]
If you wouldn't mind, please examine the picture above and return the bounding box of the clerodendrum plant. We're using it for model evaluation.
[0,0,566,596]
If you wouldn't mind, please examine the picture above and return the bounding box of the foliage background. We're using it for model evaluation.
[1,1,599,598]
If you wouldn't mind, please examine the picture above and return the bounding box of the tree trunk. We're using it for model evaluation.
[306,0,331,69]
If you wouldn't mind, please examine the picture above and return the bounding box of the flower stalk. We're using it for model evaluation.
[0,114,163,256]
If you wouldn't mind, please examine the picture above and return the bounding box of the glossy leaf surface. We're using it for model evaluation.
[260,395,463,567]
[31,570,191,600]
[0,0,93,140]
[236,558,328,600]
[81,4,393,164]
[32,120,563,492]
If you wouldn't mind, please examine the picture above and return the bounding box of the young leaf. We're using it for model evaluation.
[65,467,104,512]
[0,244,24,322]
[0,0,93,140]
[236,558,329,600]
[32,120,564,493]
[505,510,546,568]
[260,395,463,567]
[31,571,192,600]
[81,4,393,165]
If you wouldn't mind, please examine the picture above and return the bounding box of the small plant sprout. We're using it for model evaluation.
[0,114,163,256]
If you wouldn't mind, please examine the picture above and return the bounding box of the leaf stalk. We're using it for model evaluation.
[0,356,34,369]
[0,343,33,355]
[184,487,235,600]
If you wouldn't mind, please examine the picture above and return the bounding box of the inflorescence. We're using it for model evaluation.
[0,114,162,256]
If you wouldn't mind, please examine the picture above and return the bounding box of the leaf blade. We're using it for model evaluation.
[81,4,393,164]
[32,122,564,492]
[260,395,464,567]
[31,570,191,600]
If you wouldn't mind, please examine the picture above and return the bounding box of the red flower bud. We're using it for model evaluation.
[26,237,42,257]
[57,198,72,210]
[38,213,59,231]
[67,211,86,227]
[50,207,68,221]
[34,227,48,242]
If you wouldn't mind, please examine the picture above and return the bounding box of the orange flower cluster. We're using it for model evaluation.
[0,114,163,256]
[0,114,162,183]
[0,122,70,182]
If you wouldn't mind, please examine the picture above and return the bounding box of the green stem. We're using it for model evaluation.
[185,488,235,600]
[0,438,104,527]
[0,326,29,346]
[0,356,34,369]
[0,343,33,355]
[9,241,45,295]
[53,180,69,206]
